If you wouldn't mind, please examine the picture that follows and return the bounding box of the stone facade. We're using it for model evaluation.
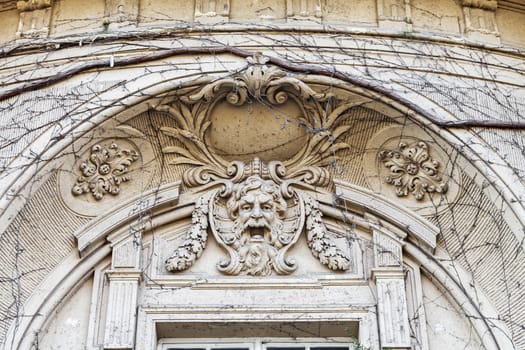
[0,1,524,350]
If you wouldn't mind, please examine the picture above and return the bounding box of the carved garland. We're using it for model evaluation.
[161,54,357,276]
[165,194,210,271]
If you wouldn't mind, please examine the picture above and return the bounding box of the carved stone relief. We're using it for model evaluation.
[377,0,412,31]
[377,0,409,21]
[461,0,500,43]
[160,54,358,276]
[363,126,460,215]
[72,142,139,200]
[286,0,322,21]
[378,141,448,200]
[195,0,230,23]
[16,0,52,39]
[58,124,155,217]
[104,0,138,26]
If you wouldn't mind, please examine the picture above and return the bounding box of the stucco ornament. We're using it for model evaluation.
[378,141,448,200]
[162,54,357,276]
[72,142,139,200]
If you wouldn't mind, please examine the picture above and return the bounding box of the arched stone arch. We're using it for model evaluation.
[0,53,522,350]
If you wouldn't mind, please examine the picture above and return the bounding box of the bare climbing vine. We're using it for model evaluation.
[0,4,524,350]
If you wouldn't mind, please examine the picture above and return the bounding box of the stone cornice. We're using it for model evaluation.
[499,0,525,12]
[461,0,498,10]
[0,0,16,11]
[0,0,524,14]
[16,0,52,12]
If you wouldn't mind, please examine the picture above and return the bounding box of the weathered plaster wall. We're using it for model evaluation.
[36,275,93,349]
[421,275,483,349]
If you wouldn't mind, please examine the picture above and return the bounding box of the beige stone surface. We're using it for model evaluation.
[323,0,377,25]
[230,0,285,21]
[139,0,194,24]
[421,275,483,349]
[0,8,18,43]
[207,99,307,162]
[0,1,524,349]
[411,0,462,34]
[37,276,93,350]
[497,8,525,47]
[51,0,105,36]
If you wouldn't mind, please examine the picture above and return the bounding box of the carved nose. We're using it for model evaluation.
[251,206,262,218]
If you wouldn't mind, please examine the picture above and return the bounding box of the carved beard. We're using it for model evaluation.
[237,239,278,276]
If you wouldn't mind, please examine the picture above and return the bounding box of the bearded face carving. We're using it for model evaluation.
[228,176,285,245]
[209,175,303,276]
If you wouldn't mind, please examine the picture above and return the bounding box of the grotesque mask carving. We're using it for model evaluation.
[228,176,285,246]
[215,175,299,276]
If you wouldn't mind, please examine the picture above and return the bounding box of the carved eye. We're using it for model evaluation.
[262,204,273,211]
[241,204,252,212]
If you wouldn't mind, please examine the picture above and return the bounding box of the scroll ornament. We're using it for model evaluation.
[162,54,358,276]
[72,142,139,200]
[378,141,448,200]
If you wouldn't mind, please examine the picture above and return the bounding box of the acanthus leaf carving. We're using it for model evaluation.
[161,55,357,276]
[181,53,329,108]
[72,142,139,200]
[378,141,448,200]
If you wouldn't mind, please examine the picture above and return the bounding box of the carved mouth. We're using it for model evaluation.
[250,227,265,241]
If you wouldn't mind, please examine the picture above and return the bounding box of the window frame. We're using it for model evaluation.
[158,337,357,350]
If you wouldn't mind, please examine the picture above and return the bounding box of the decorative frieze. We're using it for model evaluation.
[378,141,448,201]
[286,0,322,21]
[195,0,230,23]
[104,0,138,26]
[461,0,499,43]
[16,0,52,39]
[377,0,412,31]
[71,142,139,200]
